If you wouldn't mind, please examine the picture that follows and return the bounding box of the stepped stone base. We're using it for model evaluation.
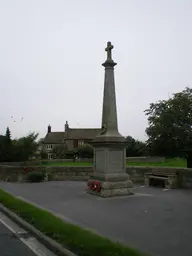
[87,179,133,198]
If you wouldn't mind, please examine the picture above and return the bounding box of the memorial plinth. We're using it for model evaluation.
[87,42,133,197]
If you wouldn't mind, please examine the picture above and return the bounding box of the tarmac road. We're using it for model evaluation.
[1,181,192,256]
[0,222,37,256]
[0,210,56,256]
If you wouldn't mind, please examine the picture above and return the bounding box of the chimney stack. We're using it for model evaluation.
[65,121,69,132]
[48,124,51,133]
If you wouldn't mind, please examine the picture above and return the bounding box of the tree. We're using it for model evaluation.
[126,136,147,157]
[145,87,192,167]
[0,135,7,161]
[75,144,94,158]
[4,127,12,160]
[52,144,68,159]
[0,129,39,162]
[38,138,44,145]
[11,132,39,161]
[40,149,47,159]
[0,128,12,162]
[5,127,11,140]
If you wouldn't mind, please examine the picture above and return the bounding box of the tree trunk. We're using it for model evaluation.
[186,155,192,168]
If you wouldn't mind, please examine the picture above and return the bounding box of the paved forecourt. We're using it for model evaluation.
[0,181,192,256]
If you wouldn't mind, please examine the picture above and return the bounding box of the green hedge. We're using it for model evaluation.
[26,171,45,182]
[0,189,147,256]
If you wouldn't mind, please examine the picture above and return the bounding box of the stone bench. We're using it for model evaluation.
[145,170,178,189]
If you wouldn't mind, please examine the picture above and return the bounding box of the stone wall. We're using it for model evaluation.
[0,156,165,166]
[0,165,24,182]
[65,140,74,151]
[0,161,42,166]
[1,165,192,188]
[45,156,165,163]
[42,158,93,163]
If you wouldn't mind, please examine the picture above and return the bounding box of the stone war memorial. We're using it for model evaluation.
[87,42,133,197]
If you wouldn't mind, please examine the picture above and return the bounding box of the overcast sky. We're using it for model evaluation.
[0,0,191,141]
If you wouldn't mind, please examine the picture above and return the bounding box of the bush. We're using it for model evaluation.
[75,144,94,158]
[65,150,75,159]
[52,144,67,159]
[40,150,48,159]
[41,160,48,165]
[26,171,45,183]
[126,136,147,157]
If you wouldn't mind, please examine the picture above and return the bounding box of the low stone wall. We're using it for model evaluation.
[0,165,93,182]
[0,165,24,182]
[0,156,165,166]
[0,165,192,189]
[0,161,42,166]
[44,157,165,163]
[45,159,93,163]
[46,166,93,181]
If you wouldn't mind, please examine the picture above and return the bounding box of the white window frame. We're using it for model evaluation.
[46,144,52,149]
[78,141,84,146]
[48,153,53,159]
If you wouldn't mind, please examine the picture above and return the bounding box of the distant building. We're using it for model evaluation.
[43,121,101,159]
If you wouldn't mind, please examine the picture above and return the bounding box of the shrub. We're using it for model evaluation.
[75,144,94,158]
[40,150,48,159]
[26,171,45,183]
[41,160,48,165]
[65,150,75,159]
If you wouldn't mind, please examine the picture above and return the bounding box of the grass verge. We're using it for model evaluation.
[127,158,186,167]
[0,189,147,256]
[41,158,186,168]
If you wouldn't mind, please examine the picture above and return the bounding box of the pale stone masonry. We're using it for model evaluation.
[87,42,133,197]
[43,123,101,159]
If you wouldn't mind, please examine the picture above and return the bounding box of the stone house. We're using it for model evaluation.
[43,121,101,159]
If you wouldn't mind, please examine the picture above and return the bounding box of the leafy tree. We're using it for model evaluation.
[40,149,47,159]
[65,150,76,159]
[0,129,39,162]
[52,144,68,159]
[0,128,12,161]
[145,87,192,167]
[4,127,12,160]
[75,144,94,158]
[0,135,7,161]
[38,138,44,145]
[5,127,11,140]
[126,136,147,157]
[11,132,39,161]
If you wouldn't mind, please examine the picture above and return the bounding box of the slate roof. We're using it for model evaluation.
[43,132,65,144]
[43,128,101,143]
[65,128,101,139]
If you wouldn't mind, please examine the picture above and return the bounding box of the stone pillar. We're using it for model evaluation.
[87,42,133,197]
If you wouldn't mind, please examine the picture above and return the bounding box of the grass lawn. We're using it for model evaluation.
[127,158,186,167]
[0,189,147,256]
[41,158,187,168]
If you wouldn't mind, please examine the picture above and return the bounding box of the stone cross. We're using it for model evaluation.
[87,41,133,198]
[105,41,113,60]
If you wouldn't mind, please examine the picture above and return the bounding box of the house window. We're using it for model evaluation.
[48,153,53,159]
[46,144,52,149]
[78,141,84,146]
[73,140,78,148]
